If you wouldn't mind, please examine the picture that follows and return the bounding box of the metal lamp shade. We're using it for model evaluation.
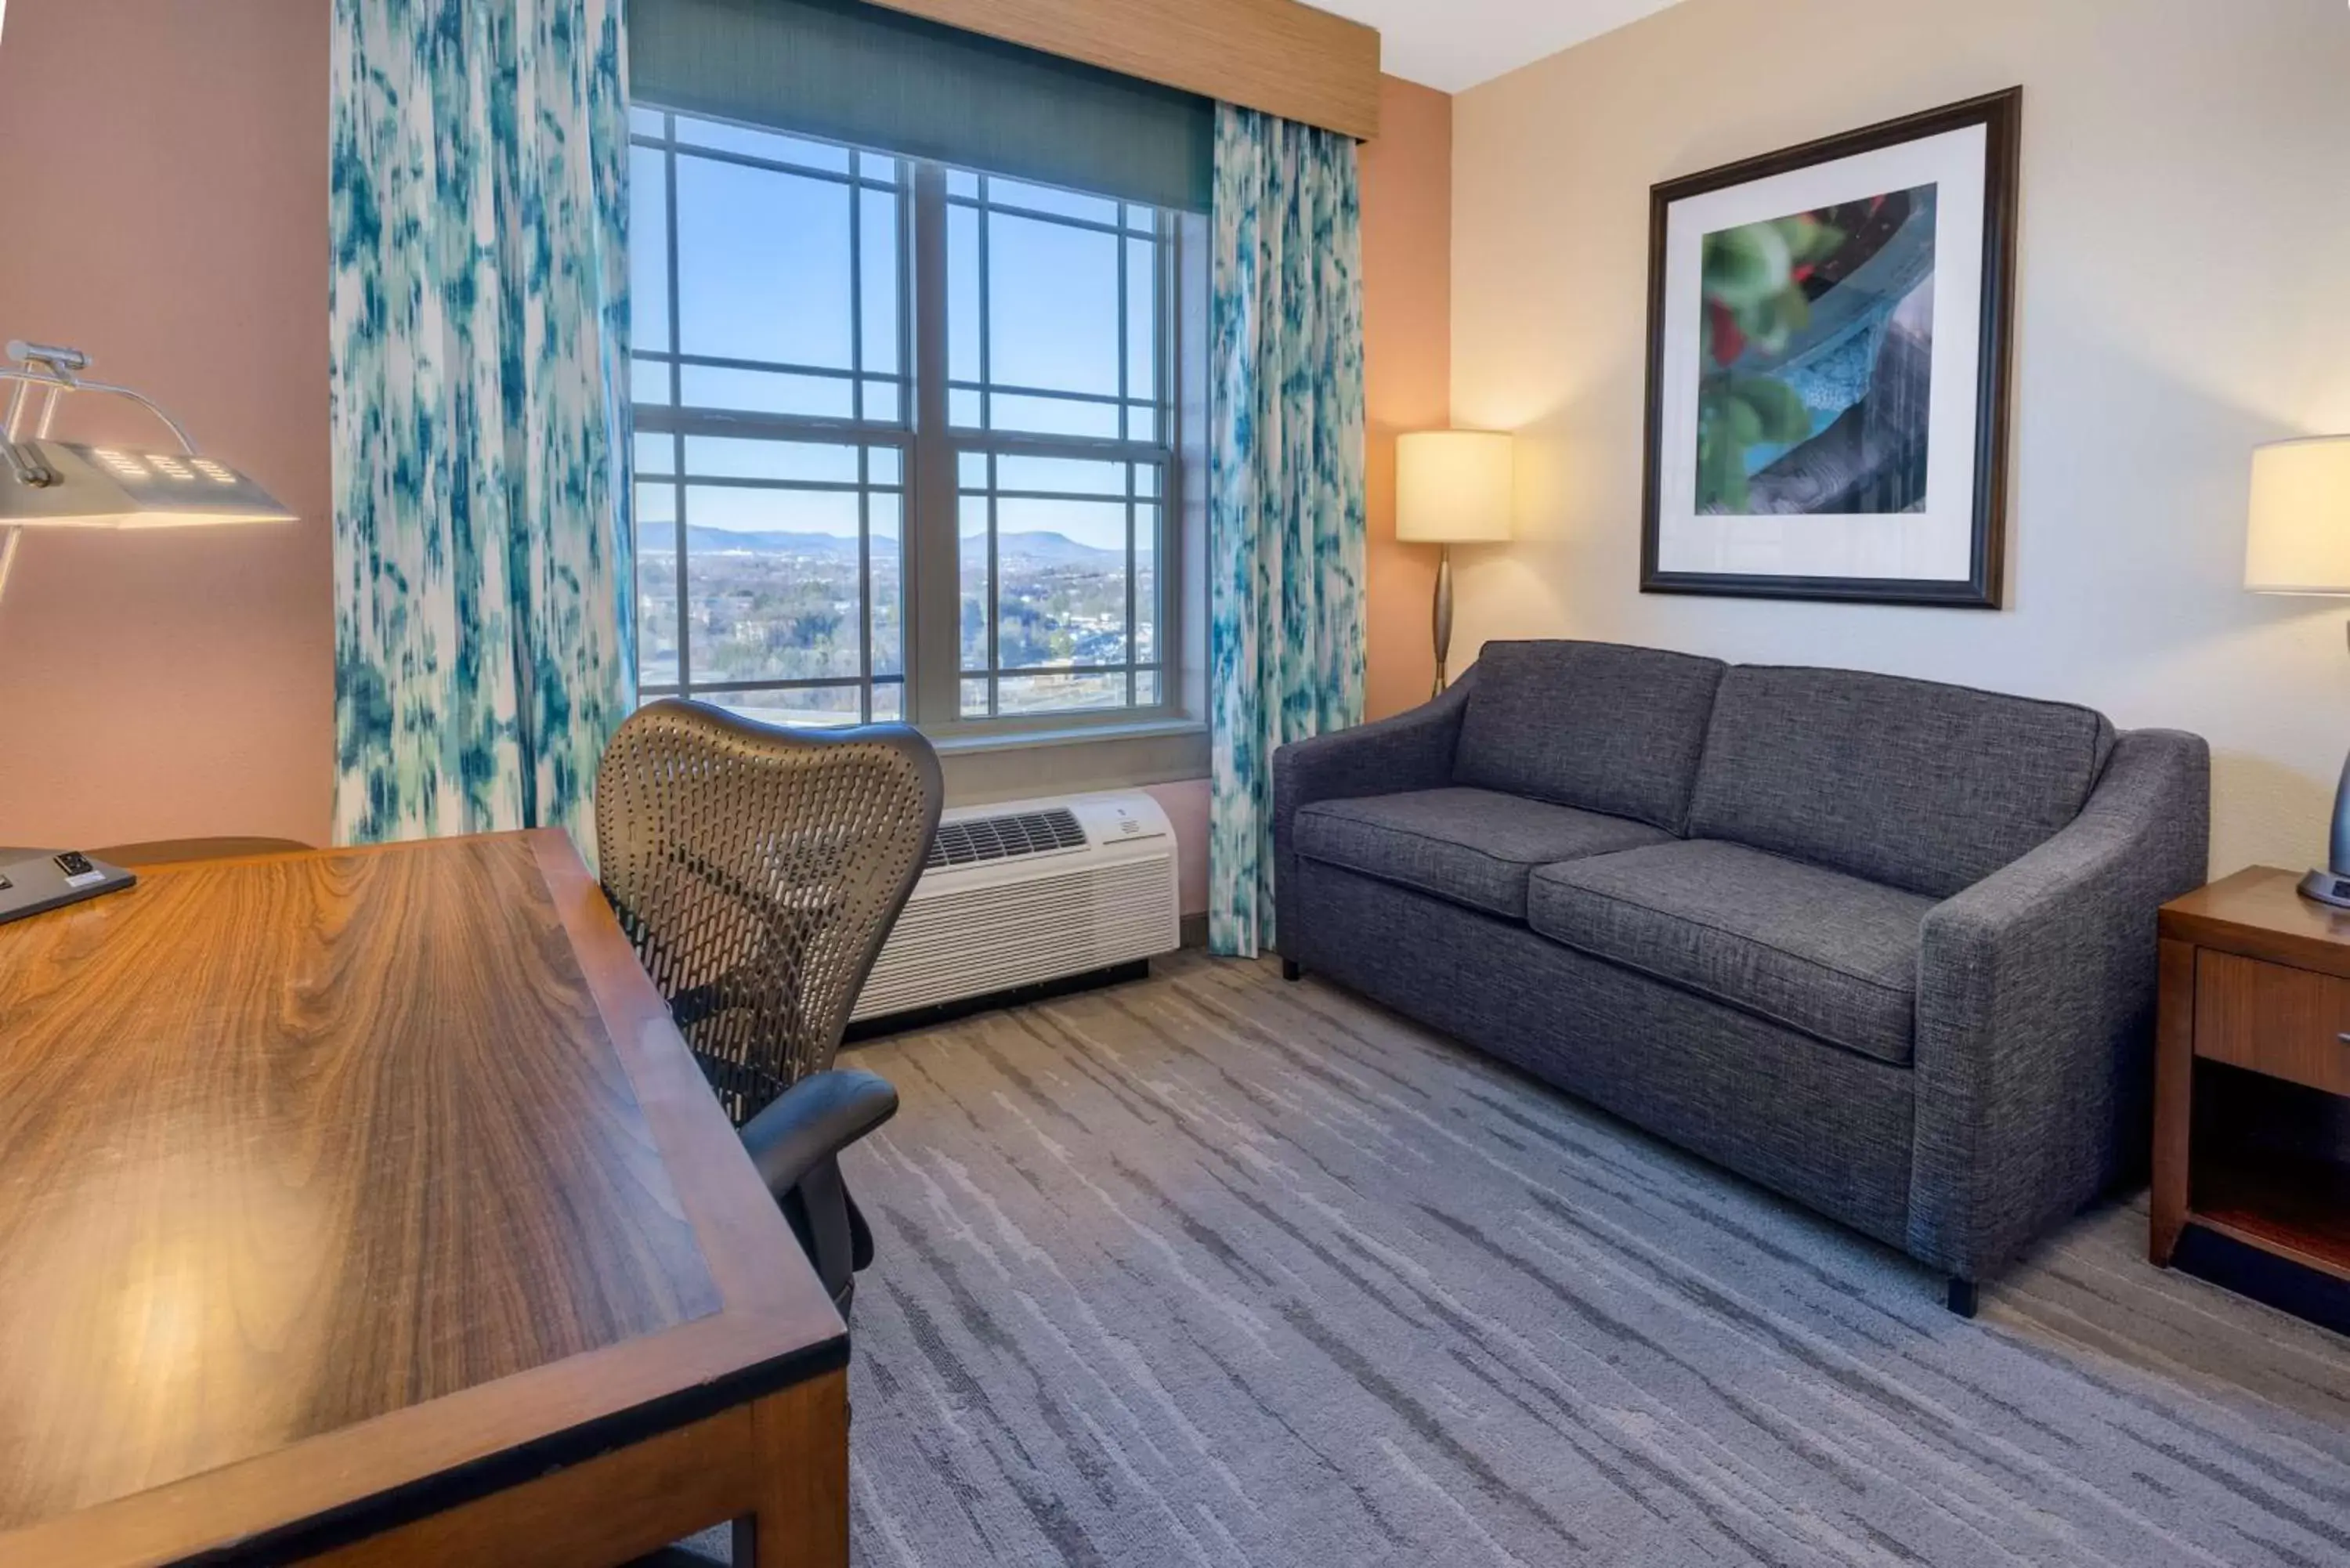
[0,440,296,529]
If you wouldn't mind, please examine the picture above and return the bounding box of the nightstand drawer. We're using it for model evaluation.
[2195,950,2350,1097]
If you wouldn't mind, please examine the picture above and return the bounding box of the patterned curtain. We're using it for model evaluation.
[329,0,634,846]
[1207,104,1367,959]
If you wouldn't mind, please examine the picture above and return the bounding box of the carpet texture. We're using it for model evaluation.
[694,952,2350,1566]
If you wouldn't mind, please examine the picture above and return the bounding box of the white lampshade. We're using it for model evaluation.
[1397,430,1513,544]
[2247,435,2350,595]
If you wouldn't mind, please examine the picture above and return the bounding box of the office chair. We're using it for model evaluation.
[595,698,942,1315]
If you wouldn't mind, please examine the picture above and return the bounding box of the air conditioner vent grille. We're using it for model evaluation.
[924,806,1087,871]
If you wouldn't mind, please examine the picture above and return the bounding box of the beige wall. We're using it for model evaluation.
[1449,0,2350,879]
[1360,74,1452,719]
[0,0,334,852]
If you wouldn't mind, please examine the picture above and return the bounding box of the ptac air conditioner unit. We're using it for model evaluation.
[850,790,1181,1024]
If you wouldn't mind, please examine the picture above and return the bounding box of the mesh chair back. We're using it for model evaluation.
[595,699,942,1125]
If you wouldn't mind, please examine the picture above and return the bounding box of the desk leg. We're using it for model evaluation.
[732,1369,849,1568]
[2150,938,2196,1266]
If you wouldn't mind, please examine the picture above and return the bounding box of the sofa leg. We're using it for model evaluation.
[1946,1277,1979,1318]
[1280,958,1303,982]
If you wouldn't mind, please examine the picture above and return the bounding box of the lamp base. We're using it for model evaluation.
[2298,869,2350,909]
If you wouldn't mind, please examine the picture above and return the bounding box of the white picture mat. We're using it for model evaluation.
[1654,124,1988,583]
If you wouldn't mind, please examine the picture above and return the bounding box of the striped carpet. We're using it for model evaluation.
[696,951,2350,1566]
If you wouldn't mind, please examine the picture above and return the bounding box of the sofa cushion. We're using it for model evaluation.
[1687,666,2117,899]
[1453,641,1728,832]
[1528,840,1934,1065]
[1295,788,1672,921]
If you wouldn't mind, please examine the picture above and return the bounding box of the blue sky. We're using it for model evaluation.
[632,117,1157,555]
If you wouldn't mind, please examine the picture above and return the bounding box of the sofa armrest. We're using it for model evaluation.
[1271,672,1476,956]
[1907,728,2210,1281]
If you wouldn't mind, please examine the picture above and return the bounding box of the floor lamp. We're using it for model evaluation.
[1396,430,1513,698]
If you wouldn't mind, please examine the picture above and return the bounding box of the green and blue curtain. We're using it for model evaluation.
[1207,104,1368,959]
[329,0,634,847]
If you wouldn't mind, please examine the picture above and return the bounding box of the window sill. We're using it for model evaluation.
[924,715,1209,801]
[927,715,1204,755]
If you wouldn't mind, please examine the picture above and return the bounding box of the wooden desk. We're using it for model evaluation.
[0,831,848,1567]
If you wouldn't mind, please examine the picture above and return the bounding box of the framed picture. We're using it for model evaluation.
[1640,89,2021,608]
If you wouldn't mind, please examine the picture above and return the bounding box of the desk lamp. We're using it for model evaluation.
[2246,435,2350,906]
[0,340,296,924]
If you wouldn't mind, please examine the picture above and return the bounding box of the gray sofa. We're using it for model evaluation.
[1272,641,2210,1313]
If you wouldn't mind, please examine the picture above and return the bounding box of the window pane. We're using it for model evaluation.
[1126,401,1158,443]
[629,106,667,138]
[948,386,982,428]
[871,680,902,722]
[947,204,981,383]
[870,492,902,679]
[1135,668,1159,706]
[988,212,1117,396]
[985,176,1118,226]
[707,686,864,729]
[959,495,989,669]
[674,116,851,175]
[684,436,859,486]
[995,454,1125,497]
[1126,207,1156,235]
[996,497,1127,668]
[634,430,675,477]
[868,446,902,486]
[987,392,1119,439]
[637,490,680,689]
[957,450,989,491]
[679,363,855,419]
[632,358,672,406]
[961,676,990,717]
[1134,504,1157,661]
[860,187,899,374]
[676,156,852,369]
[859,378,904,424]
[685,485,862,684]
[997,673,1127,714]
[631,146,671,354]
[1125,237,1155,401]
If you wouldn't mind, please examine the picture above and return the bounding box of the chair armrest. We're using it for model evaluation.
[1271,672,1476,956]
[739,1068,899,1199]
[1907,728,2210,1281]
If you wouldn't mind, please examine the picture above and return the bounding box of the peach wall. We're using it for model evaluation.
[0,0,334,852]
[0,18,1445,912]
[1358,74,1452,721]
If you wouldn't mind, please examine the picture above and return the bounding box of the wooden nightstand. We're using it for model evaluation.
[2154,868,2350,1290]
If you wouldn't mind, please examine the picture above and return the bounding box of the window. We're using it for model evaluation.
[629,106,1182,734]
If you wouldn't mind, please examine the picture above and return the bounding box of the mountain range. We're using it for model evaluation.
[683,526,1126,566]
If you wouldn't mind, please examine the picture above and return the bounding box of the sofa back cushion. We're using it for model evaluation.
[1687,666,2117,898]
[1453,641,1729,832]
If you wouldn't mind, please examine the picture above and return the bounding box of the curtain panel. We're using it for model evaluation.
[330,0,634,847]
[1207,103,1368,959]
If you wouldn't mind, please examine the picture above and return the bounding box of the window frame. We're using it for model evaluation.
[627,106,1191,747]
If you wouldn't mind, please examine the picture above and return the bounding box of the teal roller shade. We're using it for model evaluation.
[629,0,1213,211]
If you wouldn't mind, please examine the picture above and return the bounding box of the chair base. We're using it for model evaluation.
[1281,959,1303,982]
[1947,1277,1979,1317]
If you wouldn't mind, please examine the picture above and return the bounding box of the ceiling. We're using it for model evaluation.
[1314,0,1688,93]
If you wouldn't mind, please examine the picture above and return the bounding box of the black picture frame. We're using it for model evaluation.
[1639,88,2022,609]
